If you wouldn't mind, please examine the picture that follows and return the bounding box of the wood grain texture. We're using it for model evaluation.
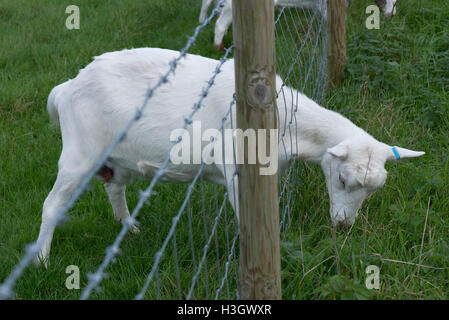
[232,0,281,300]
[327,0,347,87]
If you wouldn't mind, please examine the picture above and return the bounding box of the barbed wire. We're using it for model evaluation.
[134,94,238,299]
[1,0,329,300]
[81,43,235,300]
[132,0,329,299]
[0,0,227,300]
[92,0,327,299]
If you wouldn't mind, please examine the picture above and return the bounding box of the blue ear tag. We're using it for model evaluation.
[392,147,400,160]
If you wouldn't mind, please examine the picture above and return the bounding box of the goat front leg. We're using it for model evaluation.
[217,162,239,224]
[226,172,239,225]
[104,182,139,234]
[199,0,214,23]
[213,1,233,50]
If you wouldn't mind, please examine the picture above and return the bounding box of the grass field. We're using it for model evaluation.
[0,0,448,299]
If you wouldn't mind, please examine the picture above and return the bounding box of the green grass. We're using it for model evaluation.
[0,0,448,300]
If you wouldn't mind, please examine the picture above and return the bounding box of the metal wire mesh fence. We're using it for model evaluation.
[276,0,328,237]
[0,0,328,300]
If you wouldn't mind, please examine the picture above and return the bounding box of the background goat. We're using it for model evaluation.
[200,0,398,50]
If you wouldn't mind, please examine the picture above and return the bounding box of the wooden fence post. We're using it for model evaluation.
[327,0,347,87]
[232,0,281,300]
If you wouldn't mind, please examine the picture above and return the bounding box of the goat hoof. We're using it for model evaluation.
[33,255,49,269]
[130,225,140,234]
[214,41,225,51]
[336,221,351,232]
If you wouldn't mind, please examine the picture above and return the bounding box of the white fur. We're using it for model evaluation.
[199,0,398,49]
[383,0,397,18]
[36,47,423,264]
[199,0,221,23]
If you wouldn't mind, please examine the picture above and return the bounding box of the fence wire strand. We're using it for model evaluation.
[276,0,327,234]
[82,43,235,300]
[1,0,328,301]
[0,0,227,300]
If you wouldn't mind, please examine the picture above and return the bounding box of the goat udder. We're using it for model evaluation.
[97,165,114,182]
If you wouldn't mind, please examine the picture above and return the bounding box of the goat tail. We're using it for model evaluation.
[47,81,70,127]
[47,86,60,127]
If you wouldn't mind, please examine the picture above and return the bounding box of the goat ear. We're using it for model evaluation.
[386,146,425,161]
[327,143,348,159]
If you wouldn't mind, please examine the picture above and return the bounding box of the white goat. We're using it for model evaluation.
[199,0,398,50]
[37,47,423,264]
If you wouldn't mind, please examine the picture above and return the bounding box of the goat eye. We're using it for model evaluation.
[339,173,345,187]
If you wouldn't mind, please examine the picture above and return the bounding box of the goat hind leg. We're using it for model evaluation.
[35,168,86,267]
[104,182,139,233]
